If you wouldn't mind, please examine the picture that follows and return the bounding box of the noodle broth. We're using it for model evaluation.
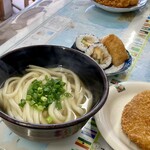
[0,65,93,125]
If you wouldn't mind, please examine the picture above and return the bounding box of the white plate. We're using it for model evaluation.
[91,0,148,13]
[94,81,150,150]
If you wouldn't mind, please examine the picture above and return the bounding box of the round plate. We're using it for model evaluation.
[91,0,148,13]
[94,81,150,150]
[71,43,132,76]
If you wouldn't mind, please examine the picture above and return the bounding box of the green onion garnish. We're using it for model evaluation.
[19,77,72,111]
[46,116,53,124]
[19,99,26,107]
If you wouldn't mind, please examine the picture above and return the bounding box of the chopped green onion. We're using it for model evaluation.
[46,116,53,124]
[29,100,35,106]
[19,76,72,111]
[41,96,47,102]
[19,99,26,107]
[37,105,45,111]
[64,92,72,97]
[26,95,32,101]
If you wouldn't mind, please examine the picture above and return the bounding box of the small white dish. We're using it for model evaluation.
[91,0,148,13]
[94,81,150,150]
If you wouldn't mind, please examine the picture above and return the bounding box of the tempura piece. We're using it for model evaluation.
[101,34,129,66]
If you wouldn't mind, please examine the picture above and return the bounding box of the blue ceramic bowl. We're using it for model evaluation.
[0,45,109,141]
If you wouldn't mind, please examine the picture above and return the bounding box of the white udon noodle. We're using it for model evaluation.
[0,65,93,124]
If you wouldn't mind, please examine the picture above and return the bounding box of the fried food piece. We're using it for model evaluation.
[121,90,150,150]
[95,0,138,8]
[101,34,129,66]
[130,0,139,6]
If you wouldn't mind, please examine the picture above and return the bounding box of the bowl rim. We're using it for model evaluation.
[0,45,109,129]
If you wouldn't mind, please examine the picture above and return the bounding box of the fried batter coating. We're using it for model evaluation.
[101,34,129,66]
[121,90,150,150]
[95,0,138,8]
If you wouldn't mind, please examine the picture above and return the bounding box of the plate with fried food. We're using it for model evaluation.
[94,81,150,150]
[72,34,132,76]
[91,0,148,13]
